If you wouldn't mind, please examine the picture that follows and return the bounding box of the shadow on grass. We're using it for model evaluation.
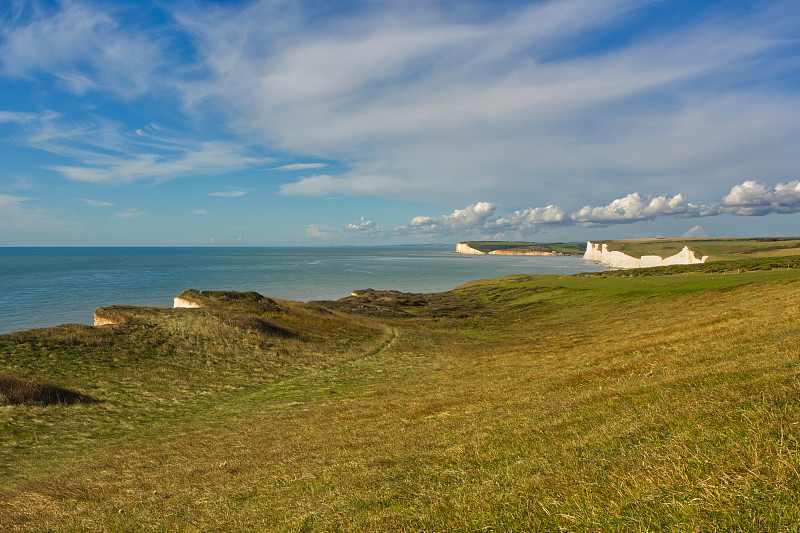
[0,373,99,406]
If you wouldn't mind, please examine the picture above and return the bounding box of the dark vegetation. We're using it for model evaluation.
[0,373,96,406]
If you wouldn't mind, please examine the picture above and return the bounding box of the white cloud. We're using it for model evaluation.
[306,224,338,240]
[193,208,207,215]
[116,208,145,219]
[346,216,380,234]
[493,205,566,230]
[80,198,114,207]
[0,1,166,98]
[394,202,496,235]
[683,224,707,238]
[570,193,701,224]
[20,115,270,184]
[278,174,405,197]
[0,193,75,231]
[209,189,248,198]
[270,163,328,171]
[176,0,800,206]
[717,180,800,216]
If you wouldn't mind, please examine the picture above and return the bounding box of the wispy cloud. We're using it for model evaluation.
[209,188,248,198]
[270,163,328,171]
[116,208,145,219]
[0,192,75,231]
[0,0,167,98]
[13,115,270,184]
[178,0,800,206]
[306,224,338,240]
[193,208,207,215]
[80,198,114,207]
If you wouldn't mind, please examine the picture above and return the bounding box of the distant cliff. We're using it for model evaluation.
[456,243,485,255]
[456,241,582,255]
[583,241,708,269]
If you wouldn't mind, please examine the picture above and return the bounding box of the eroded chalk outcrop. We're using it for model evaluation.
[456,243,485,255]
[173,297,202,309]
[584,241,708,269]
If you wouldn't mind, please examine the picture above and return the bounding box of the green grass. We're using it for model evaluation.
[462,241,585,254]
[2,264,800,531]
[596,236,800,261]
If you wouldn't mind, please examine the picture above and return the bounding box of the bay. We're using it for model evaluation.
[0,246,607,334]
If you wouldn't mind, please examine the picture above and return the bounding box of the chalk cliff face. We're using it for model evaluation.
[93,313,119,326]
[584,242,708,269]
[456,243,486,255]
[173,297,202,308]
[456,243,555,256]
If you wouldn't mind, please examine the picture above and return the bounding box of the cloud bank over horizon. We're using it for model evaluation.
[379,180,800,240]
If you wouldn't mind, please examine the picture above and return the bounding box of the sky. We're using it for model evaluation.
[1,0,800,246]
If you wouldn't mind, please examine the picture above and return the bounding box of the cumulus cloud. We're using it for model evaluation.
[570,193,701,224]
[389,179,800,240]
[492,205,566,230]
[717,180,800,216]
[394,202,496,235]
[346,217,380,234]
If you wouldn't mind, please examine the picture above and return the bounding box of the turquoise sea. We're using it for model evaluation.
[0,246,607,334]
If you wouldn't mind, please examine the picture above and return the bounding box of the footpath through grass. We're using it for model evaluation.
[1,263,800,531]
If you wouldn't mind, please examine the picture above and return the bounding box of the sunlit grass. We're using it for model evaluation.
[2,263,799,530]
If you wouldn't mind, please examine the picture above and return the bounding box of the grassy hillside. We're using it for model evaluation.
[2,261,800,531]
[462,241,584,254]
[596,236,800,261]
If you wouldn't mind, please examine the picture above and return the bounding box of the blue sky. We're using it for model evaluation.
[1,0,800,246]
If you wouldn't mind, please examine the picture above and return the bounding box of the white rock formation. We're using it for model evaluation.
[584,241,708,269]
[93,312,120,326]
[456,243,485,255]
[173,297,202,308]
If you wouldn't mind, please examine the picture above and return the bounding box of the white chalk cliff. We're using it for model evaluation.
[584,242,708,269]
[456,243,485,255]
[173,297,202,308]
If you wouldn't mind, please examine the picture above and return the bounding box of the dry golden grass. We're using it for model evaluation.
[1,269,799,531]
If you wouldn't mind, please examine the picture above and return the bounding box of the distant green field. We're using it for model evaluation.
[462,240,584,254]
[596,236,800,261]
[2,260,800,531]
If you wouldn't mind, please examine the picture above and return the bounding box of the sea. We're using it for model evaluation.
[0,246,608,334]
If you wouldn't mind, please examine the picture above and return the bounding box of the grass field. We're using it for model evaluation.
[462,237,800,261]
[595,236,800,261]
[2,258,800,531]
[461,241,585,254]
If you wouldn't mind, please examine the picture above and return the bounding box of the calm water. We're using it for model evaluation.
[0,246,607,333]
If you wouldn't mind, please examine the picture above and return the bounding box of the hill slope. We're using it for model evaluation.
[1,262,799,531]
